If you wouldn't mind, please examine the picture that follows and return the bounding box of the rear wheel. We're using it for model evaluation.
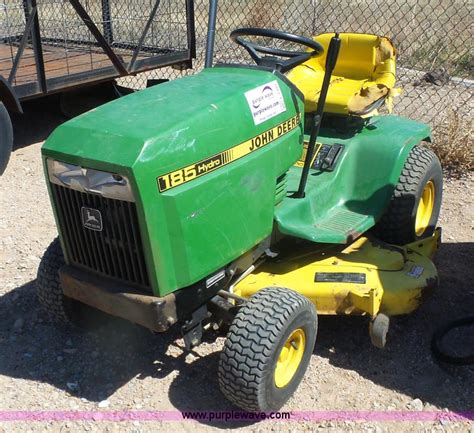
[218,287,317,412]
[373,145,442,245]
[0,102,13,175]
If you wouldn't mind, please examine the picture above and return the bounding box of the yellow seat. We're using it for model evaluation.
[287,33,397,116]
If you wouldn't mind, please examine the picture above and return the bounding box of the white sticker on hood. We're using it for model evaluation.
[245,80,286,125]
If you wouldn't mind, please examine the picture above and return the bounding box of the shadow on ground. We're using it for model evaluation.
[10,96,65,151]
[0,242,472,428]
[10,83,119,151]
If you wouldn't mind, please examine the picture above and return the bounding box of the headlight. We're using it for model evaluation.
[47,159,134,202]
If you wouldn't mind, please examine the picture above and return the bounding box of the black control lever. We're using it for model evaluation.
[294,33,341,198]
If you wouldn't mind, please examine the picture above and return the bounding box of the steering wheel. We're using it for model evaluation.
[230,28,324,73]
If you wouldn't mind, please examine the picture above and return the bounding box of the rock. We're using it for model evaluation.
[98,400,110,408]
[66,338,73,346]
[63,348,78,354]
[425,68,450,86]
[407,398,424,411]
[13,317,24,332]
[413,68,449,86]
[91,350,99,358]
[57,356,64,362]
[440,418,450,426]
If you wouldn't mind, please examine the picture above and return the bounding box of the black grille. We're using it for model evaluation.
[50,183,150,289]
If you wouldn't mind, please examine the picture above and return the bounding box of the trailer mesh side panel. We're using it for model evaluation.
[50,183,150,289]
[1,0,194,98]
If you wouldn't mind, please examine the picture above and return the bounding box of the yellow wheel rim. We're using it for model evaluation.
[274,328,306,388]
[415,180,435,236]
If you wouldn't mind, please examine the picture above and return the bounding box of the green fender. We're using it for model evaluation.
[276,115,432,243]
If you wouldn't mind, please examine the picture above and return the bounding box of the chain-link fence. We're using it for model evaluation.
[2,1,470,167]
[122,0,472,170]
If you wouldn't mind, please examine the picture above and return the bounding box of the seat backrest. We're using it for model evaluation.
[308,33,395,80]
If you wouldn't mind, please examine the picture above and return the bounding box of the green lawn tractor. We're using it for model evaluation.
[37,24,442,412]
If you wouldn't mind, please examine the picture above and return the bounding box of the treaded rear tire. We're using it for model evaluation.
[373,145,442,245]
[0,102,13,175]
[218,287,317,412]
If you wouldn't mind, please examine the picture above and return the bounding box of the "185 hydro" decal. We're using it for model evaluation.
[157,114,301,192]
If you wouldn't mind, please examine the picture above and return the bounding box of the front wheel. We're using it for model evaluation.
[37,238,106,329]
[373,145,443,245]
[218,287,317,412]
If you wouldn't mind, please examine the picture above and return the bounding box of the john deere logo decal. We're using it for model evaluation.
[81,207,103,232]
[157,114,301,192]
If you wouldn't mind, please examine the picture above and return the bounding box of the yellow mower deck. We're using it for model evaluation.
[234,229,440,318]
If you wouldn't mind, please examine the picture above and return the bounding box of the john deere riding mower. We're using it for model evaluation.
[37,26,442,412]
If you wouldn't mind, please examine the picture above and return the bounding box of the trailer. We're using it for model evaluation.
[0,0,196,174]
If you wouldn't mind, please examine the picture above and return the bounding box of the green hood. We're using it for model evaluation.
[42,66,305,296]
[43,67,298,174]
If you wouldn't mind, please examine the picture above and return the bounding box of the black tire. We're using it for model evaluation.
[218,287,317,412]
[373,145,442,245]
[0,102,13,175]
[431,316,474,366]
[37,238,105,328]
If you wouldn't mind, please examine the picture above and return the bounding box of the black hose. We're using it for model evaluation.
[431,316,474,365]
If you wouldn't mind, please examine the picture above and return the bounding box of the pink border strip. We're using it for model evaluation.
[292,411,474,422]
[0,411,472,422]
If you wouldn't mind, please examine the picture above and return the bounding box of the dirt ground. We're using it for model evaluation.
[0,97,473,433]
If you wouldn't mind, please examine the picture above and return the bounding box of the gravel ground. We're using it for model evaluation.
[0,98,473,433]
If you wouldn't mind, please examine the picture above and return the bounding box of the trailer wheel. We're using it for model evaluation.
[218,287,317,412]
[373,145,442,245]
[0,102,13,175]
[37,238,104,329]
